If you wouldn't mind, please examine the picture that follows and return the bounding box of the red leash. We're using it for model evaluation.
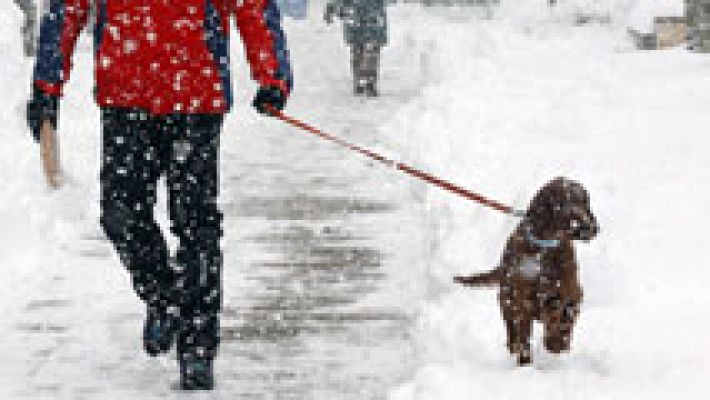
[266,106,523,217]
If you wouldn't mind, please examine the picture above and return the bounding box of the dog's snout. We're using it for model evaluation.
[589,216,600,235]
[568,205,598,241]
[577,213,599,241]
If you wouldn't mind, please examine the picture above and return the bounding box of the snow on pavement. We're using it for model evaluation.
[0,2,429,398]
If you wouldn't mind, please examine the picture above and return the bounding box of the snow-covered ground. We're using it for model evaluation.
[2,1,708,399]
[382,2,710,399]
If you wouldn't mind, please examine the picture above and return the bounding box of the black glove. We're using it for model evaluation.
[252,86,286,115]
[27,85,59,142]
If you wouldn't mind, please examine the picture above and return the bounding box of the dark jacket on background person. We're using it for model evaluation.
[326,0,387,46]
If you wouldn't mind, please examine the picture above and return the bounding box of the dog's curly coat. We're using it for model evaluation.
[454,177,599,365]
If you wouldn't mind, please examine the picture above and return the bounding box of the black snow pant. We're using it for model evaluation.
[350,42,381,92]
[99,107,223,360]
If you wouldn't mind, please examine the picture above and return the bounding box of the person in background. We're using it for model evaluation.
[325,0,388,97]
[26,0,292,390]
[13,0,37,57]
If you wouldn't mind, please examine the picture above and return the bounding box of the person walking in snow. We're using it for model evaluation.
[25,0,292,390]
[324,0,388,97]
[13,0,37,57]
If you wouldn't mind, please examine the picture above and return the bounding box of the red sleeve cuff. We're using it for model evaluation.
[34,80,63,97]
[263,78,289,98]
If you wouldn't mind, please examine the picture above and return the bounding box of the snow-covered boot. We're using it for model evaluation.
[143,306,180,356]
[179,354,214,390]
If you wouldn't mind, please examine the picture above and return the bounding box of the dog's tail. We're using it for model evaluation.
[453,268,502,287]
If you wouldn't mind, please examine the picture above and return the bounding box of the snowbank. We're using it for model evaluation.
[493,0,683,30]
[381,5,710,400]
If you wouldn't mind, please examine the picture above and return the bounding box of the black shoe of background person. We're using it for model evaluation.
[252,86,286,115]
[354,84,365,96]
[365,82,378,98]
[26,84,59,142]
[143,306,180,356]
[179,353,214,390]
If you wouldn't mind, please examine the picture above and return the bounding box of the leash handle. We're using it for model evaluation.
[266,106,522,217]
[40,119,61,189]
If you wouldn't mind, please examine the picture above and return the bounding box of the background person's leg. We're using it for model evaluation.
[361,43,381,96]
[351,43,366,95]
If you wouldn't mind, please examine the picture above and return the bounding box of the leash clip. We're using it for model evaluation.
[511,209,527,218]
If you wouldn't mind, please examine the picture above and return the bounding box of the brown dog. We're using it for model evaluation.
[454,177,599,365]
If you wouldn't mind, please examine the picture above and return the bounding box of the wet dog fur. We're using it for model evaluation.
[454,177,599,365]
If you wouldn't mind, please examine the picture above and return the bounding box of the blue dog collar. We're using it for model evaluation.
[525,227,560,249]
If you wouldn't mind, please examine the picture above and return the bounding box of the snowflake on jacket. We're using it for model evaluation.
[325,0,388,46]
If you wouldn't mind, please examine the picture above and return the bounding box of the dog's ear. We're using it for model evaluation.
[526,178,574,232]
[526,179,563,222]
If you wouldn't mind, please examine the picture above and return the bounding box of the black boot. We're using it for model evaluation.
[179,353,214,390]
[354,79,365,96]
[365,80,378,97]
[143,306,180,356]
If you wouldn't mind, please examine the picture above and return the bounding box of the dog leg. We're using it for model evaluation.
[515,317,533,365]
[501,287,533,365]
[543,301,579,353]
[504,318,516,354]
[542,307,563,353]
[558,301,580,352]
[504,313,532,365]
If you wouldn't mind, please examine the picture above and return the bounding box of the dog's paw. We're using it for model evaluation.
[453,276,467,284]
[517,349,533,366]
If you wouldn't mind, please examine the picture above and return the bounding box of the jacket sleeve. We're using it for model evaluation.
[233,0,293,96]
[33,0,90,96]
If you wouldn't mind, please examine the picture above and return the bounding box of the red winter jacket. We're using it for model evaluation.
[33,0,293,115]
